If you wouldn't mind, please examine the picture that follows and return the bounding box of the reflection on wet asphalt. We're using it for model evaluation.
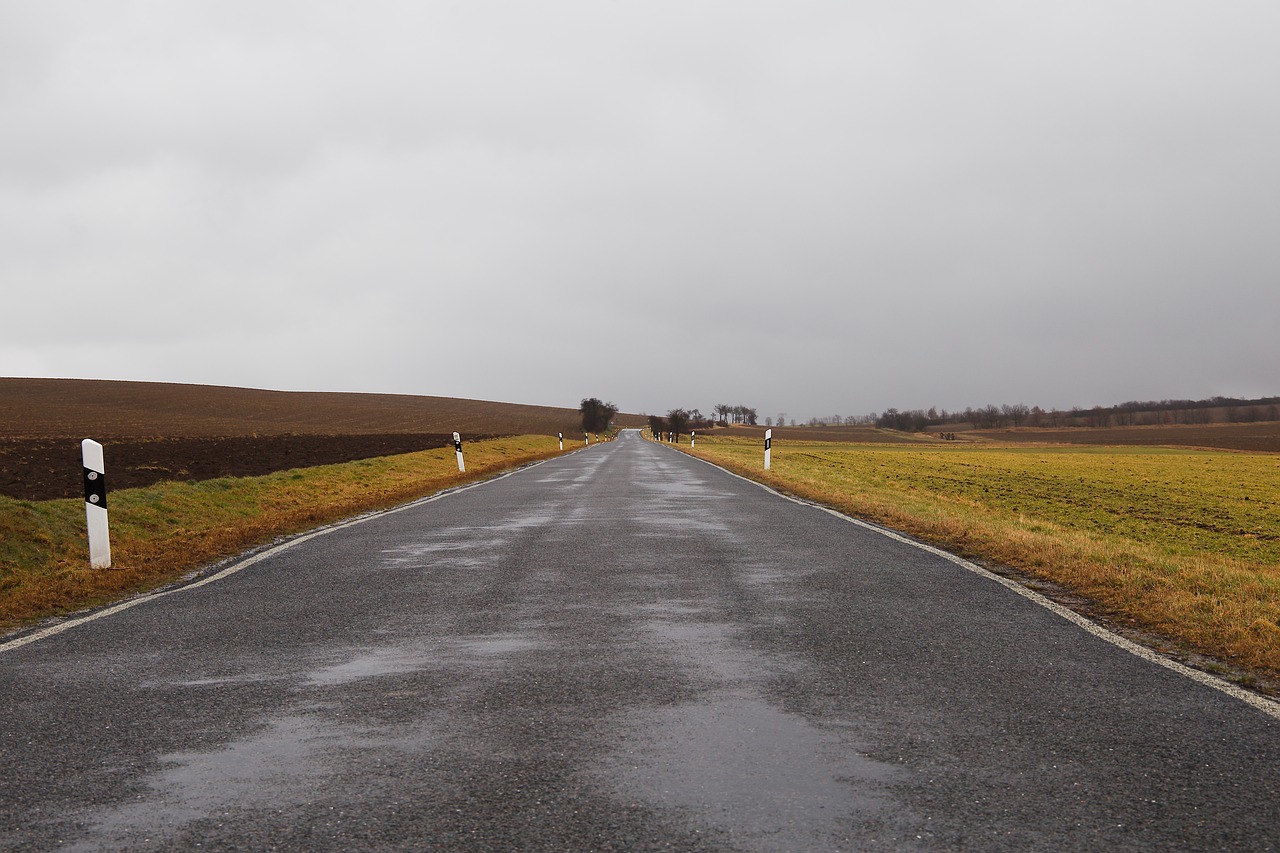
[2,430,1278,851]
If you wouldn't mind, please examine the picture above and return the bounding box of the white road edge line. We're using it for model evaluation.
[0,457,557,656]
[674,444,1280,723]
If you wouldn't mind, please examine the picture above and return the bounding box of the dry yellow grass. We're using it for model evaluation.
[675,435,1280,680]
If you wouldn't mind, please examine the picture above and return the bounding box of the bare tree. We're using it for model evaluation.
[1002,403,1030,427]
[666,408,691,441]
[580,398,618,434]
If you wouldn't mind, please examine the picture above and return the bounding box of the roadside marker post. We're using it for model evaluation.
[81,439,111,569]
[453,432,465,472]
[691,431,696,448]
[764,428,772,470]
[559,432,563,450]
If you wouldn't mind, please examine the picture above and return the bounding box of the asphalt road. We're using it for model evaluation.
[2,429,1277,851]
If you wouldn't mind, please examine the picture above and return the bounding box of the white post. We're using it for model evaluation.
[764,428,772,470]
[691,431,696,448]
[558,432,563,450]
[453,432,465,472]
[585,434,589,446]
[81,439,111,569]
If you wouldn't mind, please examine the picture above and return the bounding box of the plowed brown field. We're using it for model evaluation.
[0,433,506,501]
[0,378,642,499]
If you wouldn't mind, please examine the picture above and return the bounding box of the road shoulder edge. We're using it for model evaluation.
[0,453,570,655]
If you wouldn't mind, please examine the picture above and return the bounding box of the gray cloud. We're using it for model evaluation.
[4,1,1278,419]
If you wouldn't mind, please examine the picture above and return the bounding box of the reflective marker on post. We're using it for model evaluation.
[559,432,563,451]
[764,428,772,470]
[691,431,696,448]
[453,432,465,472]
[81,439,111,569]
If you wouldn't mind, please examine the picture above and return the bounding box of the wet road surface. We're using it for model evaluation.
[2,429,1278,850]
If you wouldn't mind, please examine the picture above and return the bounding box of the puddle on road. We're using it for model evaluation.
[640,619,758,684]
[612,595,905,849]
[636,479,734,500]
[633,515,728,534]
[609,695,901,852]
[553,505,621,526]
[450,632,544,657]
[305,632,549,687]
[169,673,275,688]
[639,600,711,619]
[64,713,436,851]
[305,646,437,686]
[473,510,557,531]
[379,538,494,566]
[377,509,559,568]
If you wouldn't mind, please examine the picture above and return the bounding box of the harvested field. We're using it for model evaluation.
[969,422,1280,453]
[678,434,1280,687]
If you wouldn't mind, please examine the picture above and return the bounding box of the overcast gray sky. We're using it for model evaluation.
[4,1,1278,420]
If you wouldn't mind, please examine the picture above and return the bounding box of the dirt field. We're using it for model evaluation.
[968,422,1280,453]
[0,378,643,499]
[0,378,647,438]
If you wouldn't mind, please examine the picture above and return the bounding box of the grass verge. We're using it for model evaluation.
[673,435,1280,684]
[0,435,568,633]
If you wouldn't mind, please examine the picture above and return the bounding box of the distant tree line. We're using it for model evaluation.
[792,413,877,428]
[649,394,1278,438]
[864,395,1280,433]
[649,403,757,437]
[648,407,717,441]
[713,404,758,425]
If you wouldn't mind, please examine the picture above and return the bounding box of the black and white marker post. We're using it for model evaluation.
[764,428,772,470]
[453,432,465,472]
[81,439,111,569]
[558,432,563,451]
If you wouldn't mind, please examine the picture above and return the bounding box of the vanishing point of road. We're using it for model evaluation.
[2,430,1277,851]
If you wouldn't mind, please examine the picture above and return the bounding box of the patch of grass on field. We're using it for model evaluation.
[679,436,1280,677]
[0,435,566,632]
